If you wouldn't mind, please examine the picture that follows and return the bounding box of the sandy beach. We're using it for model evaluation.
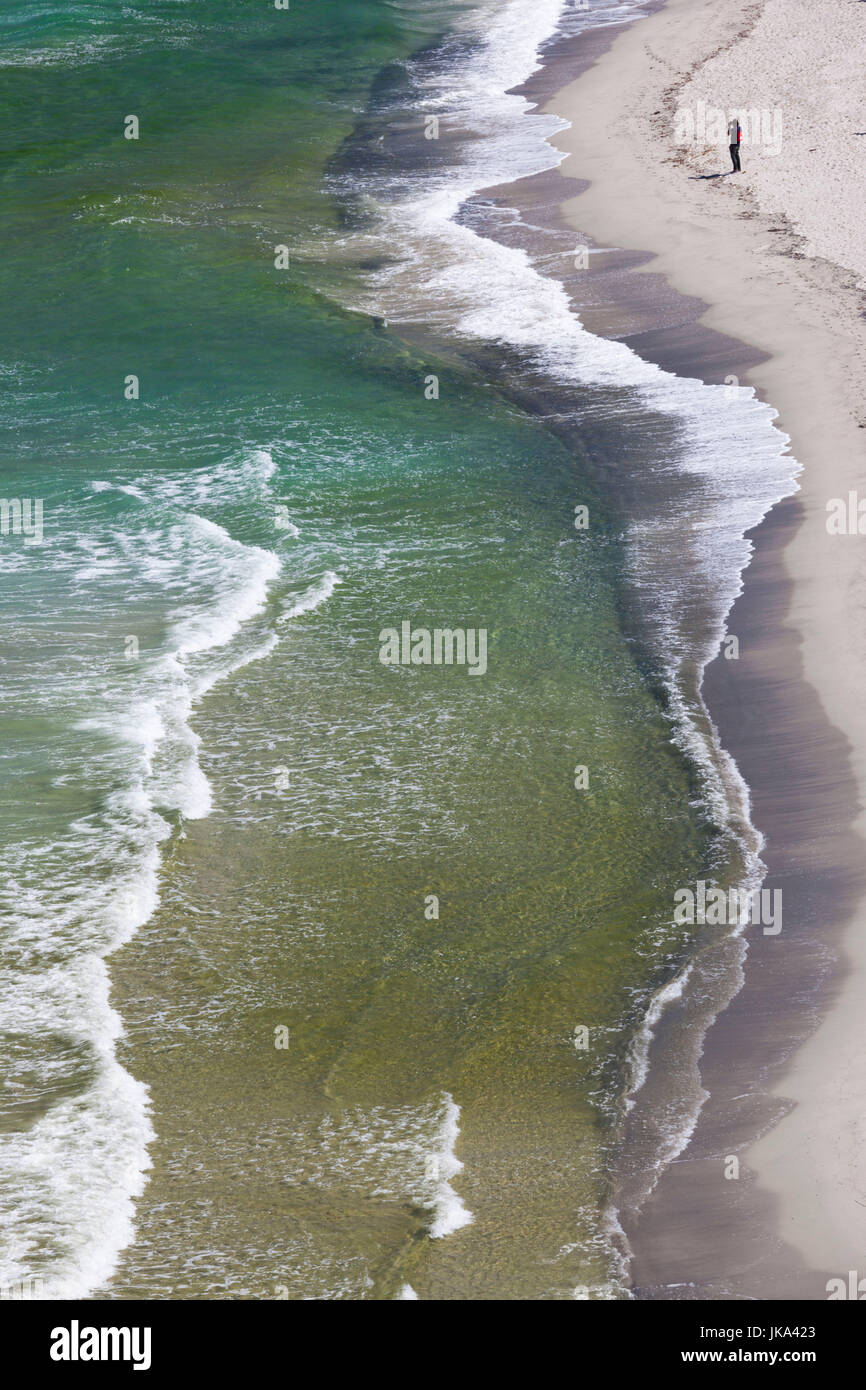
[539,0,866,1294]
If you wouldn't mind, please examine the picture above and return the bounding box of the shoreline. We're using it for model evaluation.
[83,0,865,1300]
[528,0,866,1294]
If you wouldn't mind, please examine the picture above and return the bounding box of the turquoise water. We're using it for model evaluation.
[0,0,777,1299]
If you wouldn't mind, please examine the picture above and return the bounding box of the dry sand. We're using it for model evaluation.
[543,0,866,1288]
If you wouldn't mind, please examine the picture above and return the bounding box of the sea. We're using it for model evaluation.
[0,0,797,1300]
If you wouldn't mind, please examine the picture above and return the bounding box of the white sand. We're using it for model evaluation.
[674,0,866,285]
[545,0,866,1281]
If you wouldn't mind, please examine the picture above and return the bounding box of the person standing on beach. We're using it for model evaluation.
[728,115,742,171]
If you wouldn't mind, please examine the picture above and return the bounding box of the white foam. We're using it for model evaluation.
[625,964,695,1109]
[0,808,166,1296]
[0,965,156,1299]
[428,1093,474,1239]
[1,446,284,1297]
[90,480,146,499]
[171,519,281,657]
[279,570,342,622]
[271,1091,472,1262]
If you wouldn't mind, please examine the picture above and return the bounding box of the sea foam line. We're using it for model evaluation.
[279,570,343,623]
[428,1092,474,1239]
[0,452,283,1298]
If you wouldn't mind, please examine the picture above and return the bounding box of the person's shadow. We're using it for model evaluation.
[688,172,731,180]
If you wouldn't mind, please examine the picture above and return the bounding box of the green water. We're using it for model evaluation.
[0,0,717,1299]
[106,387,711,1298]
